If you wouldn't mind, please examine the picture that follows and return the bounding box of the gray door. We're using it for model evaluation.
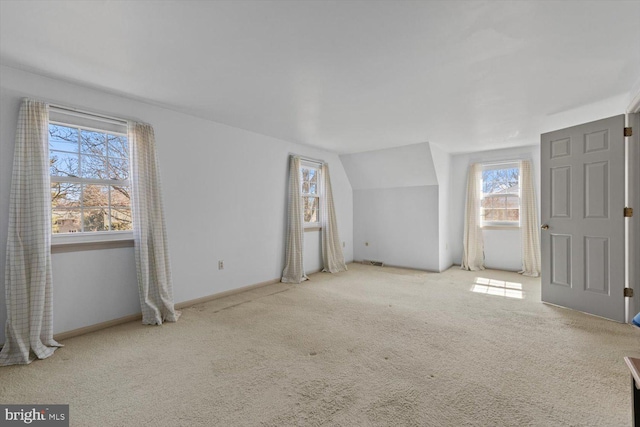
[540,115,625,322]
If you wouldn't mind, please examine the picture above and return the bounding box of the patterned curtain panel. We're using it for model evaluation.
[519,160,541,277]
[0,99,62,365]
[320,164,347,273]
[129,122,180,324]
[461,163,485,271]
[282,156,307,283]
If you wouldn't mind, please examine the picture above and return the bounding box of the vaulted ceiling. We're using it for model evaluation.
[1,1,638,154]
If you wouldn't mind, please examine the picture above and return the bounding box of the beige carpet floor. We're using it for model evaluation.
[1,263,639,426]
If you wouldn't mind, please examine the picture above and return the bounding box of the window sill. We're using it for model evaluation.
[304,226,322,232]
[51,232,134,253]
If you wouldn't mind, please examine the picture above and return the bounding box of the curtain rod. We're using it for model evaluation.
[290,153,325,165]
[49,103,128,126]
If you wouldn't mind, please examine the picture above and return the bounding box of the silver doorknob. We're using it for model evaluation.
[541,224,549,230]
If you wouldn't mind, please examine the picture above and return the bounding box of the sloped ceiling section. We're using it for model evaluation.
[339,142,437,190]
[1,1,638,154]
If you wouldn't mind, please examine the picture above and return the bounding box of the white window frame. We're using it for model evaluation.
[480,162,521,229]
[49,107,133,245]
[300,160,321,229]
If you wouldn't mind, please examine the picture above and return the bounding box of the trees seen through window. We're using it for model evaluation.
[301,165,320,226]
[49,122,132,234]
[481,166,520,226]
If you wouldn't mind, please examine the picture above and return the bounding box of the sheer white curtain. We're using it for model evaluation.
[129,122,180,325]
[320,164,347,273]
[1,99,62,365]
[519,160,541,277]
[282,156,307,283]
[461,163,485,271]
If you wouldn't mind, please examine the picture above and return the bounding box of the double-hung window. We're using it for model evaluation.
[49,108,132,239]
[300,162,320,228]
[481,163,520,227]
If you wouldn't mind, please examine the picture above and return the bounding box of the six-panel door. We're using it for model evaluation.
[540,115,625,322]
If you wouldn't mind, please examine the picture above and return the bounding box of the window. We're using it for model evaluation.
[481,163,520,227]
[49,108,132,236]
[300,162,320,228]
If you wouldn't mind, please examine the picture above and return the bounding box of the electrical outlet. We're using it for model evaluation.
[218,260,224,270]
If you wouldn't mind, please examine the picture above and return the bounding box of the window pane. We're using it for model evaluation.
[483,207,520,223]
[107,134,128,159]
[482,196,507,209]
[506,195,519,208]
[482,188,519,224]
[108,157,129,180]
[308,169,316,183]
[111,186,130,208]
[309,183,317,194]
[81,130,107,156]
[49,124,78,152]
[302,181,310,194]
[482,167,519,195]
[51,183,81,208]
[52,209,81,234]
[49,113,132,236]
[483,209,498,221]
[81,154,108,179]
[304,196,319,223]
[82,184,109,208]
[481,198,489,209]
[110,207,132,231]
[50,150,79,177]
[83,208,109,232]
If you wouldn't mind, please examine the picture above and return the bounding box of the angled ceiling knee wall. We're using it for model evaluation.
[340,142,449,271]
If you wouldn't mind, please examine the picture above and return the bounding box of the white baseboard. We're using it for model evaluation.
[174,277,281,309]
[44,277,282,344]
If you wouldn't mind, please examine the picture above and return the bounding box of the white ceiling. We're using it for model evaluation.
[1,1,639,154]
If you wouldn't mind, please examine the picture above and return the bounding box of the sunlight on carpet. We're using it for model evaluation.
[472,276,524,299]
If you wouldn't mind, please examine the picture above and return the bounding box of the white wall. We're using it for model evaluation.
[482,229,523,271]
[450,145,540,271]
[430,143,453,271]
[51,248,139,334]
[353,186,440,271]
[303,230,323,274]
[341,143,442,271]
[0,65,353,343]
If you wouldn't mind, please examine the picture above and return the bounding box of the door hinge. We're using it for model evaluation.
[624,127,632,137]
[624,288,634,298]
[624,207,634,217]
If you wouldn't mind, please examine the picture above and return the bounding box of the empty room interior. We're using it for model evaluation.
[1,1,640,426]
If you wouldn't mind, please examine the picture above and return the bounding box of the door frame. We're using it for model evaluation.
[627,100,640,322]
